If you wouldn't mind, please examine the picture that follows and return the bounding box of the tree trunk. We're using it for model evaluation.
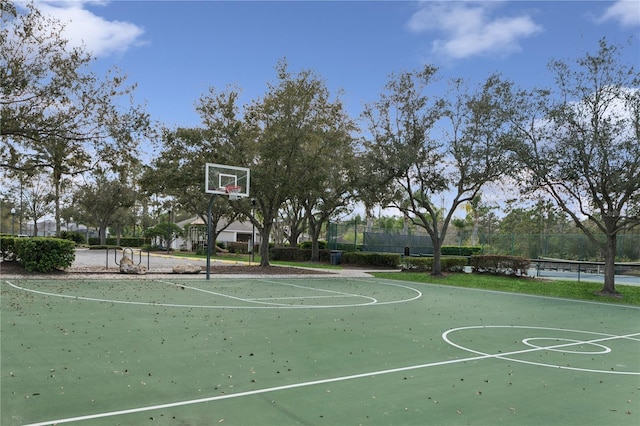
[259,222,273,267]
[310,226,323,262]
[53,169,62,237]
[287,227,303,247]
[99,225,108,245]
[308,218,321,262]
[431,237,443,276]
[597,235,619,296]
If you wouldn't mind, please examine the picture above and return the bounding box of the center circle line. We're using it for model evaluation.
[521,337,611,354]
[442,325,640,376]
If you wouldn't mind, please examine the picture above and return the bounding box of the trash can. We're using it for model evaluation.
[330,250,342,265]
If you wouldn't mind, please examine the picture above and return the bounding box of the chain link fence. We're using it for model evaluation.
[327,222,640,261]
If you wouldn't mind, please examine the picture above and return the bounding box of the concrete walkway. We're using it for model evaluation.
[1,248,376,280]
[73,248,229,271]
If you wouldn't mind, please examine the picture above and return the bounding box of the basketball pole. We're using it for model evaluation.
[206,194,215,281]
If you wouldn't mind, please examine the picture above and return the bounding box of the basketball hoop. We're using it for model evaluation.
[225,185,242,200]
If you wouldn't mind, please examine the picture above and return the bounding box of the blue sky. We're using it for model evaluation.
[29,0,640,131]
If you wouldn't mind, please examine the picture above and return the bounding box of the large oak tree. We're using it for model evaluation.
[226,60,355,265]
[1,1,150,235]
[362,66,515,275]
[504,39,640,296]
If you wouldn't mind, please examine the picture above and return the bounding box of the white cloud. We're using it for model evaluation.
[34,1,145,57]
[407,2,542,60]
[598,0,640,28]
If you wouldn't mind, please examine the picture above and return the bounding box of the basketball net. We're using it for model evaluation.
[225,185,242,200]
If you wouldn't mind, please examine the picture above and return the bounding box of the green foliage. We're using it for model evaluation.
[270,247,332,262]
[117,237,147,247]
[143,222,183,250]
[226,241,249,254]
[341,252,401,268]
[1,236,17,260]
[270,247,304,261]
[88,237,148,247]
[401,257,431,272]
[336,242,360,252]
[14,237,75,272]
[2,4,150,241]
[402,256,468,272]
[299,240,327,250]
[441,246,481,256]
[60,231,85,245]
[471,255,530,277]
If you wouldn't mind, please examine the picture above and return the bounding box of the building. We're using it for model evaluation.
[174,216,258,252]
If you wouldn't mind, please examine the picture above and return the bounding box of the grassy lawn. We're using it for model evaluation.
[371,271,640,307]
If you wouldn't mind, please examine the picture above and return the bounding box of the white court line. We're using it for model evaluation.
[442,325,640,375]
[155,279,379,307]
[4,278,421,309]
[251,278,378,305]
[22,330,640,426]
[248,295,359,300]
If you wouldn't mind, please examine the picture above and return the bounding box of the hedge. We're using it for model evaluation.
[1,236,17,260]
[60,231,85,245]
[299,240,327,250]
[341,252,401,268]
[470,255,530,277]
[402,256,468,272]
[441,245,482,256]
[225,241,249,254]
[14,237,76,272]
[270,247,332,262]
[329,242,361,252]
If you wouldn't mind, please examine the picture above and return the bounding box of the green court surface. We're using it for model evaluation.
[2,276,639,425]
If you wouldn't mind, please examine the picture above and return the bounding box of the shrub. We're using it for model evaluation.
[270,247,332,262]
[1,236,17,260]
[226,241,249,254]
[402,256,468,272]
[441,246,482,256]
[271,247,312,261]
[299,240,327,250]
[402,257,431,272]
[334,242,361,252]
[471,255,530,277]
[14,237,76,272]
[341,252,401,268]
[442,257,469,272]
[271,247,300,261]
[116,237,147,247]
[60,231,85,245]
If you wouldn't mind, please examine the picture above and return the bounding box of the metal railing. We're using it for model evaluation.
[106,247,150,271]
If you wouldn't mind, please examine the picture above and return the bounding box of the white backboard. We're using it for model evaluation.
[205,163,250,197]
